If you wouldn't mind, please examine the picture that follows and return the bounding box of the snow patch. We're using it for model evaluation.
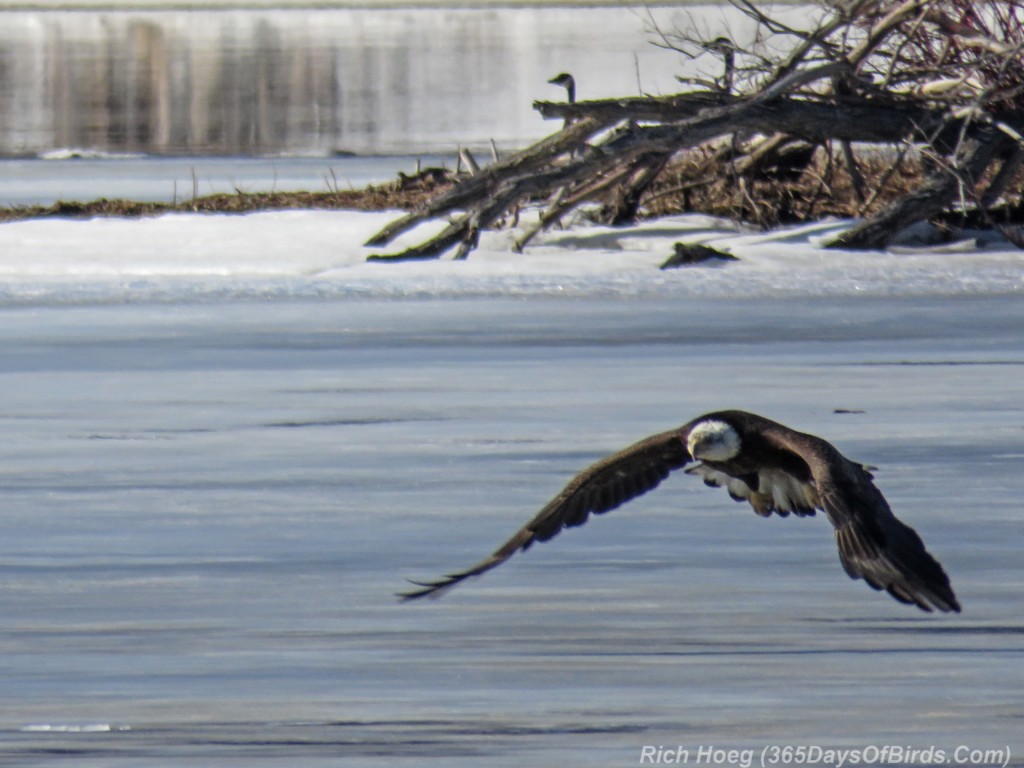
[0,209,1020,305]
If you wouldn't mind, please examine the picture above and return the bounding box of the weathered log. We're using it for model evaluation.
[364,116,611,248]
[365,0,1024,263]
[532,92,731,124]
[661,242,739,269]
[601,152,673,226]
[367,149,633,262]
[513,162,638,253]
[537,95,1024,150]
[369,90,1023,261]
[368,98,798,261]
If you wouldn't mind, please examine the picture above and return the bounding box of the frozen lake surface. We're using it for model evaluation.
[0,209,1022,766]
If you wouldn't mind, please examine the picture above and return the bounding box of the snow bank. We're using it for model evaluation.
[0,209,1020,305]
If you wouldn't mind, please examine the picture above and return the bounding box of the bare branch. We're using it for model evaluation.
[367,0,1024,261]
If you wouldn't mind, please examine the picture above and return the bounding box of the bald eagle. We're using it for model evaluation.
[401,410,960,613]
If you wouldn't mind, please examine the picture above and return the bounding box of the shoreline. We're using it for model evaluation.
[0,169,453,224]
[3,153,1021,246]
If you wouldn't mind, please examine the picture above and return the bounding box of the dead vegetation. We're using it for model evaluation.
[645,144,1024,230]
[0,166,455,224]
[5,1,1023,257]
[364,0,1024,261]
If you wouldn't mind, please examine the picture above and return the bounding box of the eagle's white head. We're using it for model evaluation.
[687,419,741,462]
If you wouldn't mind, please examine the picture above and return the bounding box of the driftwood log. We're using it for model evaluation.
[366,0,1024,262]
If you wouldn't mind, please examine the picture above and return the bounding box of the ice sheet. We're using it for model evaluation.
[0,293,1020,766]
[0,207,1021,766]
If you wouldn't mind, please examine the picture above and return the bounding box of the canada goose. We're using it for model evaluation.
[702,36,736,94]
[547,72,576,104]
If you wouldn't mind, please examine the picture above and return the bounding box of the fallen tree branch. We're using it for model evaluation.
[537,94,1024,147]
[364,116,611,248]
[826,124,1009,248]
[365,0,1024,262]
[367,143,635,261]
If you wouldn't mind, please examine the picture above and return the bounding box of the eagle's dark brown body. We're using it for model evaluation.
[402,410,960,613]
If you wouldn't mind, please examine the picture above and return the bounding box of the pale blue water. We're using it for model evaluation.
[0,295,1021,766]
[0,154,453,207]
[0,5,691,156]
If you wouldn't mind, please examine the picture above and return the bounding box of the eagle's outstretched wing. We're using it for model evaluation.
[762,423,960,613]
[399,429,690,600]
[401,411,960,613]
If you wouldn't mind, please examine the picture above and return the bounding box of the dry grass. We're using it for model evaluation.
[0,167,455,224]
[3,152,1022,238]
